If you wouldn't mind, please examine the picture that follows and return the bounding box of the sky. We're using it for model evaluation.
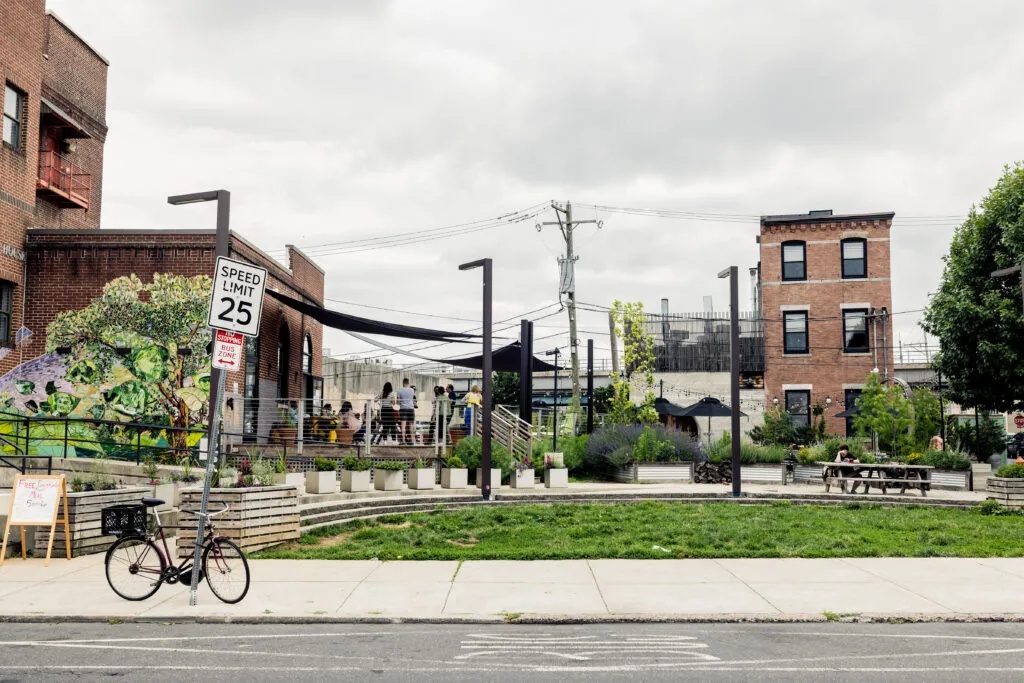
[47,0,1024,368]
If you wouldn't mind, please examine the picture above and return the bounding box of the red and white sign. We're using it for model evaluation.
[212,330,244,370]
[1012,414,1024,433]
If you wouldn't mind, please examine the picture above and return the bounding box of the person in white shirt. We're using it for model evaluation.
[396,378,417,445]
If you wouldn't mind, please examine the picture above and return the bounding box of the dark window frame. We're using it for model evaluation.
[781,240,807,281]
[0,281,12,344]
[844,388,862,437]
[783,310,809,354]
[842,308,870,353]
[3,83,25,152]
[786,390,811,428]
[841,238,867,279]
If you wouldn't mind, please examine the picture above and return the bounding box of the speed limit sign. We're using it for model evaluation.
[207,256,268,337]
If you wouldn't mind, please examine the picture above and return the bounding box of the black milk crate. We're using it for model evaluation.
[101,504,148,537]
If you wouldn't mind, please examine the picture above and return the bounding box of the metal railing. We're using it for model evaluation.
[37,150,92,208]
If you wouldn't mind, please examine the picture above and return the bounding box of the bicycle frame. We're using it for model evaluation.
[127,505,230,584]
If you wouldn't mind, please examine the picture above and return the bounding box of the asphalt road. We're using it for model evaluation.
[1,621,1023,682]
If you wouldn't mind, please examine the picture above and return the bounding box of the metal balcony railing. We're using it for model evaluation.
[37,149,91,209]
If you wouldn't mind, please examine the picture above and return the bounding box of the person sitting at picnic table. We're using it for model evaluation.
[834,444,859,463]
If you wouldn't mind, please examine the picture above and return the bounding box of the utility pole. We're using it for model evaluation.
[538,201,601,409]
[608,311,620,375]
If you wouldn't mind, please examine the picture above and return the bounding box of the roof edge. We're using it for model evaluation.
[45,10,111,66]
[761,211,895,226]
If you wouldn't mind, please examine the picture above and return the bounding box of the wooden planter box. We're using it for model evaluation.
[374,469,404,491]
[407,468,435,490]
[613,462,694,483]
[34,487,150,558]
[178,485,299,558]
[931,469,971,490]
[987,477,1024,509]
[442,468,468,489]
[305,470,338,494]
[544,468,569,488]
[740,463,786,484]
[341,469,371,492]
[510,470,535,488]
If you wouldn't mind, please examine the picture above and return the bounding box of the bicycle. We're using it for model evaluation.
[103,496,250,604]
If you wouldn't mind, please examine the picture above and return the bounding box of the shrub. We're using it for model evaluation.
[585,425,700,474]
[995,463,1024,478]
[411,456,426,469]
[375,460,408,472]
[533,434,588,473]
[748,407,796,445]
[313,457,337,472]
[906,452,924,465]
[445,455,466,469]
[920,449,971,471]
[585,424,647,473]
[975,499,1010,516]
[452,436,512,474]
[341,456,371,471]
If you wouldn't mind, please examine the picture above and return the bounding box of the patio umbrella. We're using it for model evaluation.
[833,405,858,418]
[679,396,747,441]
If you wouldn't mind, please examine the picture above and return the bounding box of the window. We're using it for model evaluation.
[0,281,11,342]
[842,309,870,353]
[303,334,313,374]
[277,321,290,399]
[786,390,811,428]
[243,336,259,439]
[782,241,806,281]
[783,311,808,354]
[3,84,24,150]
[844,388,862,437]
[841,238,867,278]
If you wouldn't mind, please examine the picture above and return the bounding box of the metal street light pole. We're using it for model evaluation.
[167,189,230,606]
[545,348,560,451]
[459,258,492,501]
[718,266,741,498]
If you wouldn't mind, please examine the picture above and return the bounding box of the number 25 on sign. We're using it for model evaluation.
[207,256,268,337]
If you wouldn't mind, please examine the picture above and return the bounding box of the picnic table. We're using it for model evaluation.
[819,462,933,496]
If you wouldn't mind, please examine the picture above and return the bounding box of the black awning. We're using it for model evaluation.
[439,341,558,372]
[267,289,477,342]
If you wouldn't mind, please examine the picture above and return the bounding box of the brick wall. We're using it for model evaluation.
[760,212,895,436]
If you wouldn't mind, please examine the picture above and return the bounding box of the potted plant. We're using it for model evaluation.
[271,403,298,446]
[544,452,568,488]
[407,456,435,490]
[510,453,535,489]
[441,455,468,489]
[170,457,202,507]
[340,455,372,492]
[142,456,175,510]
[234,456,275,488]
[271,453,306,490]
[374,460,407,491]
[987,462,1024,508]
[448,425,468,447]
[306,457,339,494]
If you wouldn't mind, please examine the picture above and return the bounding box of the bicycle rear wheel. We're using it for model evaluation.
[105,536,165,601]
[203,538,250,604]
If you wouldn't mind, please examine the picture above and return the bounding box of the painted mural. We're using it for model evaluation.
[0,274,214,463]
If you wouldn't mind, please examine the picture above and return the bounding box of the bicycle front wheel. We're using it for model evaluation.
[203,538,250,604]
[105,536,165,601]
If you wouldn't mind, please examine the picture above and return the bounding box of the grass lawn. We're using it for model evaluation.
[254,501,1024,561]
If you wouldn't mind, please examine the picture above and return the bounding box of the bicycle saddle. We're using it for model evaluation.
[141,497,165,508]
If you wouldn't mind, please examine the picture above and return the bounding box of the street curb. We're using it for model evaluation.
[3,613,1024,625]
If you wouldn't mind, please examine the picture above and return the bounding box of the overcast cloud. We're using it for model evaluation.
[47,0,1024,364]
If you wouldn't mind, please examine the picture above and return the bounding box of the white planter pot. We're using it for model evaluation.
[374,468,404,491]
[510,469,535,489]
[271,472,306,492]
[407,468,435,490]
[148,483,175,511]
[475,468,503,489]
[305,470,338,494]
[441,468,468,489]
[340,469,371,492]
[544,468,569,488]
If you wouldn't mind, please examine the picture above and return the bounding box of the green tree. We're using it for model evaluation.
[47,274,213,460]
[923,162,1024,413]
[910,387,942,451]
[591,384,614,414]
[492,371,520,408]
[853,372,913,458]
[609,300,658,424]
[749,406,796,445]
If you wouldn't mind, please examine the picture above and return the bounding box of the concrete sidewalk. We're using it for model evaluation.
[2,550,1023,622]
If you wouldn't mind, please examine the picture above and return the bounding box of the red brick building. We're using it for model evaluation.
[2,1,325,443]
[759,209,895,436]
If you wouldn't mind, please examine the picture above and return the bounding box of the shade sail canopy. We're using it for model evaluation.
[679,396,747,418]
[654,397,690,417]
[267,289,477,342]
[440,341,558,372]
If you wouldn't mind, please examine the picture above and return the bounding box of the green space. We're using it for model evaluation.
[255,501,1024,561]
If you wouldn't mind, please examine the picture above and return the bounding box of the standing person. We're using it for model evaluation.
[374,382,398,444]
[464,384,483,433]
[447,384,457,403]
[397,378,417,445]
[436,386,452,446]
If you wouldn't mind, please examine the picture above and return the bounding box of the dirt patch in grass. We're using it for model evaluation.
[446,536,479,547]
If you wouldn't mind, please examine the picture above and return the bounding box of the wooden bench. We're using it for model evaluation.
[822,464,933,497]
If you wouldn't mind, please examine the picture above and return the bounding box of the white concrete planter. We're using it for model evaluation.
[147,483,175,511]
[271,472,306,492]
[340,469,371,492]
[441,468,468,489]
[305,470,338,494]
[987,477,1024,509]
[407,468,435,490]
[740,463,786,484]
[544,468,569,488]
[613,462,694,483]
[510,469,535,488]
[374,468,404,491]
[475,468,503,489]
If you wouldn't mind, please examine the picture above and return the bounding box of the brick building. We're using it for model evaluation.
[2,2,325,444]
[759,209,895,436]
